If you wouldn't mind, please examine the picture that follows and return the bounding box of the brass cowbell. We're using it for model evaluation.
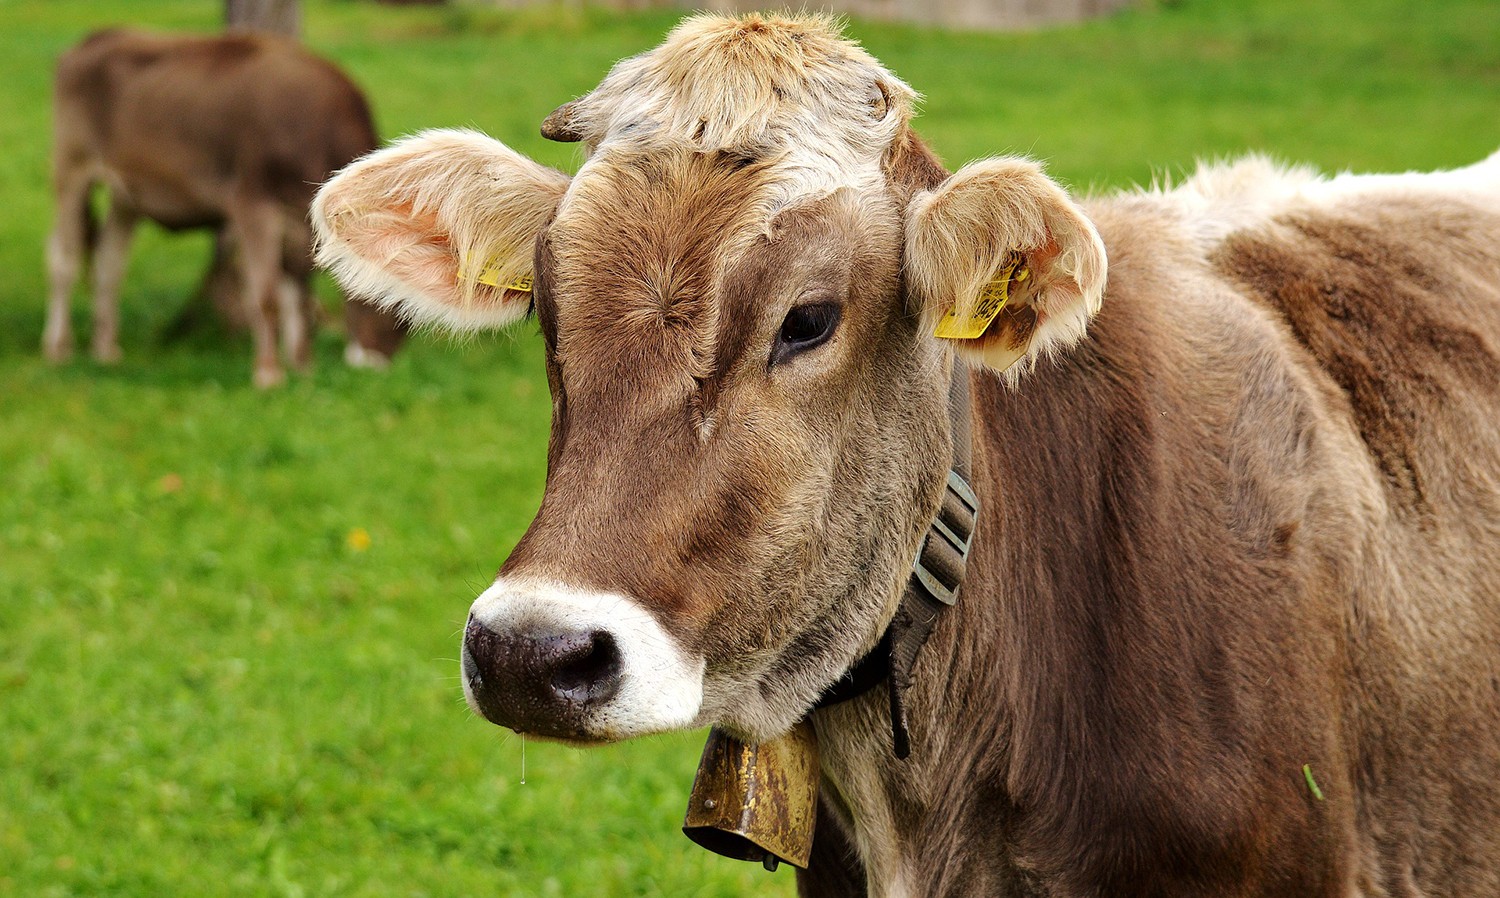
[682,720,819,871]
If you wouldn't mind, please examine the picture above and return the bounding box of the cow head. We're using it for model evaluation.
[313,13,1105,745]
[343,296,411,369]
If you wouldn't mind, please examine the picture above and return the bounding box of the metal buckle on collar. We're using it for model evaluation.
[886,467,979,760]
[912,470,979,606]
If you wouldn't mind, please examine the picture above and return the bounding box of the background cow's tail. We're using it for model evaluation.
[48,153,99,274]
[50,50,104,266]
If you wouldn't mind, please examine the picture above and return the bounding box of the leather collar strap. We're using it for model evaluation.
[811,361,978,759]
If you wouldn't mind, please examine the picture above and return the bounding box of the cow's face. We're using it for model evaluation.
[484,149,956,742]
[313,14,1104,744]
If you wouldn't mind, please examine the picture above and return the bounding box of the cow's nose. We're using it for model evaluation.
[462,614,623,738]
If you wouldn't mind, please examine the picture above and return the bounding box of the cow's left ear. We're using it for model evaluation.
[905,158,1106,375]
[312,129,571,332]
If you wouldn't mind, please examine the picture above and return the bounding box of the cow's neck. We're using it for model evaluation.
[813,359,977,757]
[810,362,1042,898]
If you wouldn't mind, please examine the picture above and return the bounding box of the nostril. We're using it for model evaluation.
[549,630,622,702]
[463,616,494,676]
[463,618,624,734]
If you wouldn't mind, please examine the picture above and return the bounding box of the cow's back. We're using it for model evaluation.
[54,29,376,227]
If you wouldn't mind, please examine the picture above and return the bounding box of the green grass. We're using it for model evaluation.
[1,0,1495,895]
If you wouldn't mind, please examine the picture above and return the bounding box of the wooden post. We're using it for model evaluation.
[225,0,301,36]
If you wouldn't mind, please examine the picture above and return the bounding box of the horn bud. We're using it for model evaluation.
[540,101,584,143]
[682,721,819,871]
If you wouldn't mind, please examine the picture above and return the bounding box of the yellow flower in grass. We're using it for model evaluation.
[346,527,372,553]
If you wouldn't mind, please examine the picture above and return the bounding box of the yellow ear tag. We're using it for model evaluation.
[476,268,533,293]
[463,257,533,293]
[933,259,1028,340]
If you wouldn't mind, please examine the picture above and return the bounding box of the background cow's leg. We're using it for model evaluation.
[43,165,93,363]
[278,213,317,375]
[276,273,313,374]
[231,199,286,388]
[796,794,869,898]
[164,230,250,342]
[88,192,139,364]
[206,231,250,330]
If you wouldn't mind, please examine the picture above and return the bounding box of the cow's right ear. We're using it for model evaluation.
[312,129,571,332]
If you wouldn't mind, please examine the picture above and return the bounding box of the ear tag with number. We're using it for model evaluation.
[933,258,1028,340]
[462,256,534,293]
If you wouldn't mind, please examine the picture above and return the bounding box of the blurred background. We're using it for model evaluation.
[1,0,1495,895]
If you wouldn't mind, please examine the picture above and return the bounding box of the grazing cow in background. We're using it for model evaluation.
[44,29,407,387]
[313,13,1500,897]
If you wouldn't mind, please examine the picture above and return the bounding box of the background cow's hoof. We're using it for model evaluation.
[91,342,123,364]
[344,342,391,370]
[42,338,74,364]
[253,366,287,389]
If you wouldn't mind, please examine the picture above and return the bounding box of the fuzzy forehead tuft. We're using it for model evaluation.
[547,149,782,381]
[537,14,922,383]
[560,13,917,199]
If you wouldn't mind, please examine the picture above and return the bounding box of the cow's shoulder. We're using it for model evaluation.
[1207,157,1500,511]
[1077,154,1500,513]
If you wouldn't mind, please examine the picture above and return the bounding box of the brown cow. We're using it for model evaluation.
[313,13,1500,897]
[44,28,407,387]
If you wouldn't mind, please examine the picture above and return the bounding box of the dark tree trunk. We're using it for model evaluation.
[225,0,301,36]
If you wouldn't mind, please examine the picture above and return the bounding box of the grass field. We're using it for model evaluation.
[1,0,1496,895]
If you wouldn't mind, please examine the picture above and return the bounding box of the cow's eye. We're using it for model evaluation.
[773,302,841,365]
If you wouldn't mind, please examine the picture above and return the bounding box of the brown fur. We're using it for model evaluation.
[308,13,1500,896]
[44,29,405,385]
[500,145,1500,895]
[796,185,1500,896]
[506,157,950,732]
[1217,203,1500,513]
